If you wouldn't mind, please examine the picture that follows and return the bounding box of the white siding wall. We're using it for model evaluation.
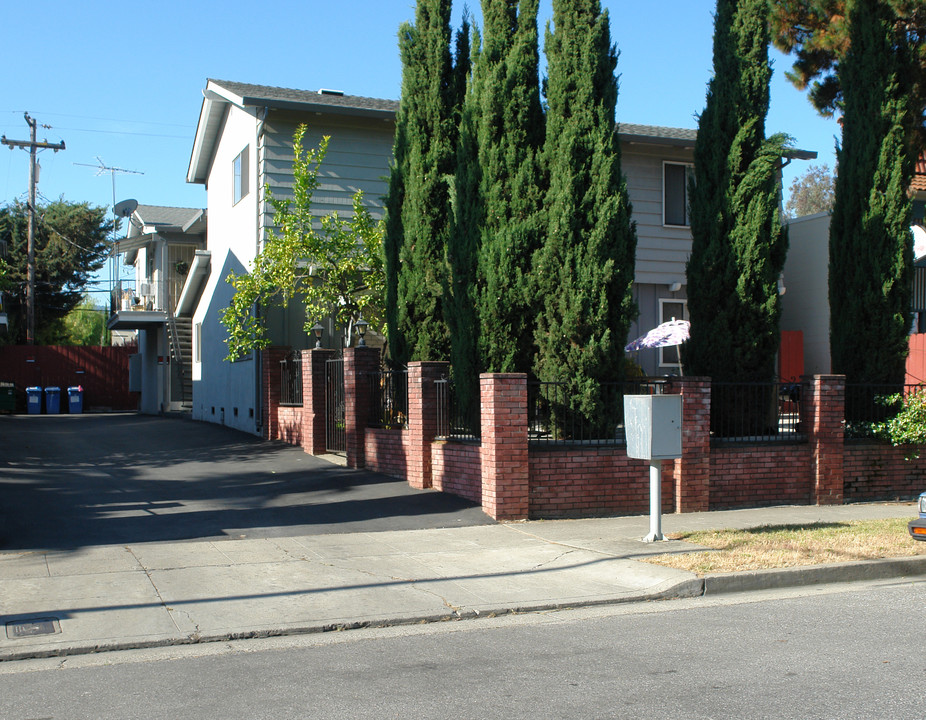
[192,105,261,434]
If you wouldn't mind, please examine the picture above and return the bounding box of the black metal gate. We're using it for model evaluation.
[326,357,346,453]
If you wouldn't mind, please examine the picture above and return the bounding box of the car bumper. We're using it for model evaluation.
[909,518,926,541]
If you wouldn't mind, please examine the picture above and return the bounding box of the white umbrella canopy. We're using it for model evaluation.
[624,319,690,352]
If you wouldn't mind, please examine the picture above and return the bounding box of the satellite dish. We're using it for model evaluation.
[113,199,138,218]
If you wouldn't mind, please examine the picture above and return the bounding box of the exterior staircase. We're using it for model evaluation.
[167,315,193,411]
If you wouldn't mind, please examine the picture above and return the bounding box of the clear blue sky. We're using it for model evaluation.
[1,1,839,295]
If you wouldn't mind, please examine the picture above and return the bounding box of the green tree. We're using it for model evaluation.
[221,126,385,359]
[684,0,791,384]
[533,0,637,429]
[472,0,545,375]
[0,199,112,345]
[384,0,467,366]
[61,295,110,346]
[769,0,925,151]
[785,163,836,218]
[829,0,915,386]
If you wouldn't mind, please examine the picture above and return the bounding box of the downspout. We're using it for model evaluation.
[254,106,269,436]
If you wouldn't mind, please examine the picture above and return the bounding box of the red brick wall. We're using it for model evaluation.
[432,440,481,504]
[529,448,674,518]
[276,406,304,445]
[709,444,813,509]
[365,428,407,479]
[844,442,926,501]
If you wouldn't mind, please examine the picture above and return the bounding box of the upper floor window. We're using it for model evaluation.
[664,162,694,227]
[233,146,249,205]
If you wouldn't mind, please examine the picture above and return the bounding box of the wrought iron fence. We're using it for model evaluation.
[710,381,805,443]
[844,383,918,439]
[435,377,481,441]
[528,379,666,446]
[279,352,303,406]
[366,369,408,429]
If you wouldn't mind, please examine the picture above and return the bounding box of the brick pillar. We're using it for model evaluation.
[405,361,448,489]
[666,376,711,513]
[344,346,380,468]
[480,373,529,521]
[301,348,335,455]
[262,346,290,441]
[806,374,845,505]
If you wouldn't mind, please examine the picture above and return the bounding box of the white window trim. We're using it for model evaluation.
[658,297,689,368]
[663,161,694,228]
[193,322,202,364]
[233,146,249,205]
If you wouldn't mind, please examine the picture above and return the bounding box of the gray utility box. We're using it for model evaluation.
[624,395,683,460]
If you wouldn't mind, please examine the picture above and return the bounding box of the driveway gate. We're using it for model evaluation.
[326,357,346,453]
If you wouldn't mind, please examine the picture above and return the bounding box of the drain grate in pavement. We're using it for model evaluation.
[5,617,61,639]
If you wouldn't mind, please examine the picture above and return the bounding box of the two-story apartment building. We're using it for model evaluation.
[108,204,206,414]
[177,78,813,436]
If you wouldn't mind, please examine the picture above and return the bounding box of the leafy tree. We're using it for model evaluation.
[785,163,836,217]
[532,0,637,429]
[221,126,385,360]
[769,0,925,151]
[384,0,467,366]
[61,295,110,346]
[0,199,112,345]
[685,0,791,383]
[829,0,915,386]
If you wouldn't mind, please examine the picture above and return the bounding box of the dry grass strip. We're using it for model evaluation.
[643,518,926,575]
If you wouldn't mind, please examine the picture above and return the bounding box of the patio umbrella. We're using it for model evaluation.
[624,318,690,352]
[624,319,690,375]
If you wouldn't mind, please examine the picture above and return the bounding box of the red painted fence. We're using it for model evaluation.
[0,345,137,412]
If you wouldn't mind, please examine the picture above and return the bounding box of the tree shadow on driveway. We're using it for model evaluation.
[0,414,492,551]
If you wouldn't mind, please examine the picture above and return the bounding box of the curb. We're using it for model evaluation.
[2,559,923,664]
[702,555,926,595]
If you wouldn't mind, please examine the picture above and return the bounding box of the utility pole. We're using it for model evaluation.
[1,113,66,344]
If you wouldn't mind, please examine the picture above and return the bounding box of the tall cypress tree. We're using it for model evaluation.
[384,0,463,365]
[533,0,637,424]
[684,0,791,383]
[829,0,916,387]
[472,0,545,374]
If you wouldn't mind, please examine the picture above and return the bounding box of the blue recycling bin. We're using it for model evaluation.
[44,386,61,414]
[67,386,84,414]
[26,386,42,414]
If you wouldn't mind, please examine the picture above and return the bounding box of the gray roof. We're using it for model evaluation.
[126,205,206,240]
[188,79,399,185]
[134,205,204,230]
[208,79,399,116]
[618,123,698,147]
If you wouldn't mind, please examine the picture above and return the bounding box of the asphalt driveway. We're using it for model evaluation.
[0,413,492,551]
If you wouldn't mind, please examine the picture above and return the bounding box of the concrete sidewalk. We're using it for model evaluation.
[1,502,924,662]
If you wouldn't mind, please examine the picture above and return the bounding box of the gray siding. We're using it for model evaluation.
[257,111,394,238]
[622,144,694,285]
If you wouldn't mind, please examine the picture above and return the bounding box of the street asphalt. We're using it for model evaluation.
[1,413,924,662]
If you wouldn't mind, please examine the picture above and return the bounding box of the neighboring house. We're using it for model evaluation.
[781,152,926,378]
[107,205,207,414]
[179,79,813,435]
[185,79,397,435]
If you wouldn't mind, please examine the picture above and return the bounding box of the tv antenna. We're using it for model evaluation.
[75,157,144,295]
[74,157,144,211]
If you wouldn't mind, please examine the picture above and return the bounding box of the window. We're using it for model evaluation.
[664,162,693,227]
[659,298,689,368]
[233,146,249,204]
